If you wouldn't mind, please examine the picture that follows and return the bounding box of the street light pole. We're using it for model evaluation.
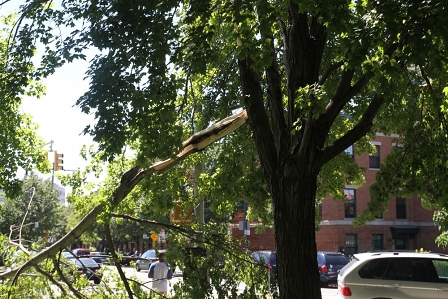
[44,140,55,184]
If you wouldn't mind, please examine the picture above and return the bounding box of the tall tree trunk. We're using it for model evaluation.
[273,160,321,299]
[238,54,323,298]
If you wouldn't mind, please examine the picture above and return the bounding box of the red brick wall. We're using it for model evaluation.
[232,227,276,251]
[232,134,446,254]
[316,134,446,254]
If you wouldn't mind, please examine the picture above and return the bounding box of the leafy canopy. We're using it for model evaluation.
[1,0,448,298]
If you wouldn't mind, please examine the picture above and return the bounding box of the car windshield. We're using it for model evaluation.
[142,250,156,259]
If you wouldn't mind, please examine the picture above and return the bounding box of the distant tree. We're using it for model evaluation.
[0,13,49,198]
[0,173,65,246]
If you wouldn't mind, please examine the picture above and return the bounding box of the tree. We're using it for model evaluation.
[0,12,49,198]
[0,173,65,246]
[2,0,448,298]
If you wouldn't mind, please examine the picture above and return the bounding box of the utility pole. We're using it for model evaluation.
[194,163,204,225]
[45,140,55,184]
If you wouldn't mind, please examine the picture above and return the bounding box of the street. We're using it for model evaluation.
[109,266,338,298]
[321,287,338,298]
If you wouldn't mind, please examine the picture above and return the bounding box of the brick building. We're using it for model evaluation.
[231,212,276,251]
[316,133,445,255]
[233,133,446,255]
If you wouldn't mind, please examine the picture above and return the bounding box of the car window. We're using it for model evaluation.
[142,250,156,259]
[358,258,390,279]
[385,258,407,280]
[73,249,90,256]
[385,258,436,282]
[317,255,324,264]
[74,258,98,268]
[432,259,448,283]
[260,253,269,263]
[410,259,435,282]
[251,253,262,262]
[260,253,271,264]
[251,252,274,265]
[254,253,267,263]
[62,252,75,259]
[325,255,349,265]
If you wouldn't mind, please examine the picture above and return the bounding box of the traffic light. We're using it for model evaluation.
[54,151,64,171]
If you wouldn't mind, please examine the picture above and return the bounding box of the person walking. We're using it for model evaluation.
[148,252,173,295]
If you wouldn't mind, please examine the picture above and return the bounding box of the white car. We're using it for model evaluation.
[337,251,448,299]
[135,249,158,271]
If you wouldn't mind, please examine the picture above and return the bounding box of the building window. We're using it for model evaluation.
[345,145,354,160]
[346,234,358,256]
[369,144,380,168]
[372,234,384,251]
[396,197,407,219]
[344,189,356,218]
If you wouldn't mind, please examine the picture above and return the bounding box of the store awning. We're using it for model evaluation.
[390,226,420,239]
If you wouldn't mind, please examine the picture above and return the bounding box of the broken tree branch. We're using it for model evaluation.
[0,110,248,282]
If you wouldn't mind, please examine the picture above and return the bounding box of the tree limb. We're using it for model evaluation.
[104,223,134,299]
[318,61,344,86]
[0,110,248,281]
[318,95,385,166]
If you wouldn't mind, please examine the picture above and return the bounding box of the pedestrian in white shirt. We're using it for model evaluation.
[148,252,173,295]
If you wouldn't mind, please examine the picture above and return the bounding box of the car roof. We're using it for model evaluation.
[353,251,448,261]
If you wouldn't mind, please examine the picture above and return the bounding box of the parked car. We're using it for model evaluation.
[72,248,91,257]
[71,257,102,284]
[135,249,158,271]
[317,252,349,287]
[119,252,133,266]
[337,251,448,298]
[251,251,277,275]
[91,255,110,265]
[61,251,76,259]
[104,252,133,266]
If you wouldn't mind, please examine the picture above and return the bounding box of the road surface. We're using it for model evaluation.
[113,266,338,298]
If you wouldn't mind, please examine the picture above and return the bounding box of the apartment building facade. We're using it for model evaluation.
[233,134,445,254]
[316,134,445,255]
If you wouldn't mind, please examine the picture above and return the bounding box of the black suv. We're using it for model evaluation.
[317,251,349,286]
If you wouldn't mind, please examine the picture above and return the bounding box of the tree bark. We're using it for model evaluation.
[273,163,321,299]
